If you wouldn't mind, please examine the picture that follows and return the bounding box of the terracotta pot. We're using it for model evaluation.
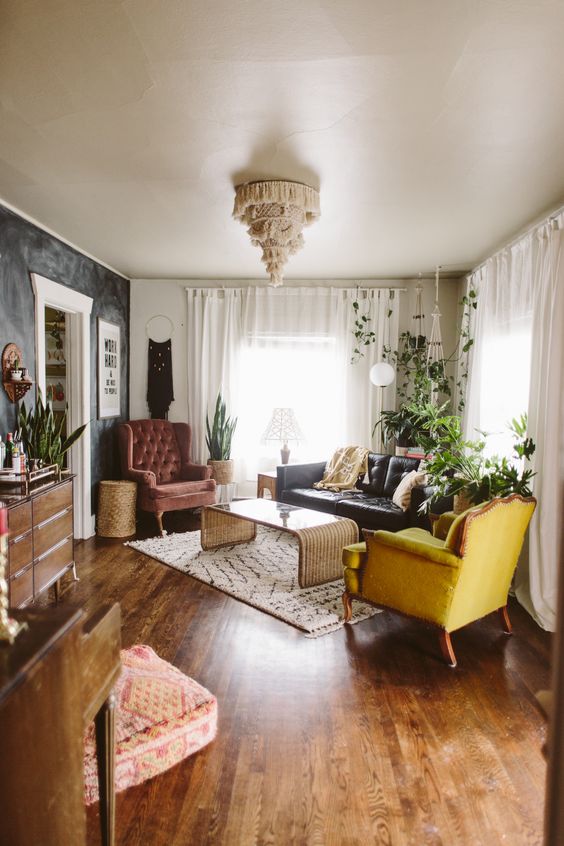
[208,459,234,485]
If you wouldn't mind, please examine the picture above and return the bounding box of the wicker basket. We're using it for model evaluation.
[97,480,137,537]
[207,459,234,485]
[453,490,474,515]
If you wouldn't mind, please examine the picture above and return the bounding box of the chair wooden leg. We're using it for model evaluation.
[498,605,513,634]
[95,692,116,846]
[439,630,457,668]
[342,591,353,623]
[155,511,164,536]
[53,579,60,603]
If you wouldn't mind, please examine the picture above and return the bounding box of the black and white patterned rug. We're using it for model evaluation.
[126,526,379,638]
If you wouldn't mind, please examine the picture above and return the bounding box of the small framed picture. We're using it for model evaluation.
[97,318,120,419]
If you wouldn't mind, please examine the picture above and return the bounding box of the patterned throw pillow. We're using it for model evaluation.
[392,470,428,512]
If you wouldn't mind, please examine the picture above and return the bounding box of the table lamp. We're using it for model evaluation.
[262,408,303,464]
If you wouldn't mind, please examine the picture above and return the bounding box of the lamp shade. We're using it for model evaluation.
[262,408,303,443]
[370,362,395,387]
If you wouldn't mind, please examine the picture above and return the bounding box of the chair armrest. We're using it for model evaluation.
[124,467,156,487]
[432,512,457,541]
[372,530,461,569]
[182,463,213,481]
[277,462,327,494]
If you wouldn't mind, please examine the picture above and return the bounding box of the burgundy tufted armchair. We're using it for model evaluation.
[117,420,216,535]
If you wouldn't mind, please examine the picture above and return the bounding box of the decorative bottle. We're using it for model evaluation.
[4,433,13,469]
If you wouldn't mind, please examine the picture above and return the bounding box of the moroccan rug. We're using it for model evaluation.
[126,526,379,638]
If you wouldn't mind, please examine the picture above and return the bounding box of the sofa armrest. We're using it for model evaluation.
[409,485,453,529]
[182,463,213,482]
[124,467,156,487]
[277,461,327,494]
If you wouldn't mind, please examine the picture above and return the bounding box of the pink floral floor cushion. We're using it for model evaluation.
[84,645,217,804]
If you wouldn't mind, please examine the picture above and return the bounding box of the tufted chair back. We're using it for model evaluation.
[124,419,190,484]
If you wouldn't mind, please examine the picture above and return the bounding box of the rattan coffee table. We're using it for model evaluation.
[200,498,359,588]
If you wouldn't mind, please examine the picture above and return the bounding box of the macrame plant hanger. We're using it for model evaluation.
[426,266,445,403]
[412,274,426,348]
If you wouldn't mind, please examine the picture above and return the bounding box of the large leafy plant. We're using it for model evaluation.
[205,392,237,460]
[19,390,88,469]
[413,409,535,511]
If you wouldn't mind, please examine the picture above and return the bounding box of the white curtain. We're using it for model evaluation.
[186,285,400,481]
[514,215,564,631]
[463,237,534,454]
[463,213,564,631]
[186,289,243,463]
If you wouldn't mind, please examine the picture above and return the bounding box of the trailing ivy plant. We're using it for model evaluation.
[352,285,477,414]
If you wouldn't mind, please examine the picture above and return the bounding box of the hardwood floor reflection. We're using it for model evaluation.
[51,516,550,846]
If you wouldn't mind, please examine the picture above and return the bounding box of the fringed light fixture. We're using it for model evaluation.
[427,265,445,390]
[233,180,320,287]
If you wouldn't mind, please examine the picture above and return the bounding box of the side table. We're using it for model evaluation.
[257,471,277,500]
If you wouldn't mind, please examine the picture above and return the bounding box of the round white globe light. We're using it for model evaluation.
[369,362,395,387]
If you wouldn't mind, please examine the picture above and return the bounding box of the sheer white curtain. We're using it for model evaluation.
[186,288,243,463]
[463,213,564,631]
[463,237,534,454]
[515,215,564,631]
[186,285,400,484]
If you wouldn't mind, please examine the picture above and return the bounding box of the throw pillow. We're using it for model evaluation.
[392,470,428,512]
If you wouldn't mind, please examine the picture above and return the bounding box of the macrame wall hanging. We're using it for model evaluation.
[146,315,174,419]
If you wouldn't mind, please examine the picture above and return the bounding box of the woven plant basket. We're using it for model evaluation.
[453,490,474,515]
[208,459,234,485]
[97,480,137,537]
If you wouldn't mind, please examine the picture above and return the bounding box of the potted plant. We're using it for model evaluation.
[18,389,88,471]
[205,391,237,484]
[416,411,535,513]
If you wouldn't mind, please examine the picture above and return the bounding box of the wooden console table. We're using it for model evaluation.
[0,604,121,846]
[2,476,76,607]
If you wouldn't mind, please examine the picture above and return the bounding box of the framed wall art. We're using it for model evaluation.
[97,318,120,419]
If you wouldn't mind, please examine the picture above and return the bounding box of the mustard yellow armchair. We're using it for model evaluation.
[342,494,536,667]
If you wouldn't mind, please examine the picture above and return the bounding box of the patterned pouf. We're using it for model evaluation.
[84,645,217,804]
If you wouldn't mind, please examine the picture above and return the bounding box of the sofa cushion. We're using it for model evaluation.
[280,487,342,514]
[336,496,410,532]
[355,453,390,495]
[149,480,216,500]
[382,456,421,498]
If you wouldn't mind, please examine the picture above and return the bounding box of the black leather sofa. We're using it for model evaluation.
[277,453,451,533]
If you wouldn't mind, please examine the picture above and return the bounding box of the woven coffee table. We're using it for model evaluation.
[201,498,359,588]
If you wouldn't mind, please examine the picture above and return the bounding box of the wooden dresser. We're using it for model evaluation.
[4,476,75,607]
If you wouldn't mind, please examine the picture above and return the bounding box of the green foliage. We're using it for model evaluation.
[19,389,88,469]
[415,411,535,512]
[205,392,237,460]
[353,286,478,415]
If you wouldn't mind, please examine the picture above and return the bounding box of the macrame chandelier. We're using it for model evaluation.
[233,180,320,287]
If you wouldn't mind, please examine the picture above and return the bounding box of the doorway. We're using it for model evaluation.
[31,274,93,539]
[44,307,68,450]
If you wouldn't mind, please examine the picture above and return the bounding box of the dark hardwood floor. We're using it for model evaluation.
[52,513,550,845]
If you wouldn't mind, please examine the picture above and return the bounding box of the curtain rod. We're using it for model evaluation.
[469,201,564,277]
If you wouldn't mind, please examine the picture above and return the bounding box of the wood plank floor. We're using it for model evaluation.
[52,515,550,846]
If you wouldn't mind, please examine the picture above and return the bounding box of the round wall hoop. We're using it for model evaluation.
[145,314,174,342]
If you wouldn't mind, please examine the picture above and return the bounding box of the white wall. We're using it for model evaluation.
[130,276,462,423]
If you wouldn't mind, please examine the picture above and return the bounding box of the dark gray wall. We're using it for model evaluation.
[0,204,130,506]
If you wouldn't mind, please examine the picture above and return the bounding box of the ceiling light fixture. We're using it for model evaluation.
[233,180,320,287]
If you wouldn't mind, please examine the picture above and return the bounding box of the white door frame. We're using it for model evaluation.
[31,273,93,539]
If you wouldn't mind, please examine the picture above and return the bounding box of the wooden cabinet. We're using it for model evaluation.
[4,477,76,607]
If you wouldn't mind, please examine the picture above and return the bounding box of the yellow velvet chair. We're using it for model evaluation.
[342,494,536,667]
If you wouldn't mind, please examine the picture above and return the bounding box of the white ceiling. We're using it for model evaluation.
[1,0,563,280]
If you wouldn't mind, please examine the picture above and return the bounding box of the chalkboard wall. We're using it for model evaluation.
[0,204,130,509]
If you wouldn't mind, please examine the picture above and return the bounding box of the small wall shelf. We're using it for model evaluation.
[2,343,33,404]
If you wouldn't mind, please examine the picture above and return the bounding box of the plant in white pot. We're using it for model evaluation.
[206,392,237,484]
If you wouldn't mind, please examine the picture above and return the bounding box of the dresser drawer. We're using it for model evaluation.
[9,565,33,608]
[8,531,33,578]
[34,537,74,594]
[33,509,73,560]
[33,481,73,527]
[8,501,32,538]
